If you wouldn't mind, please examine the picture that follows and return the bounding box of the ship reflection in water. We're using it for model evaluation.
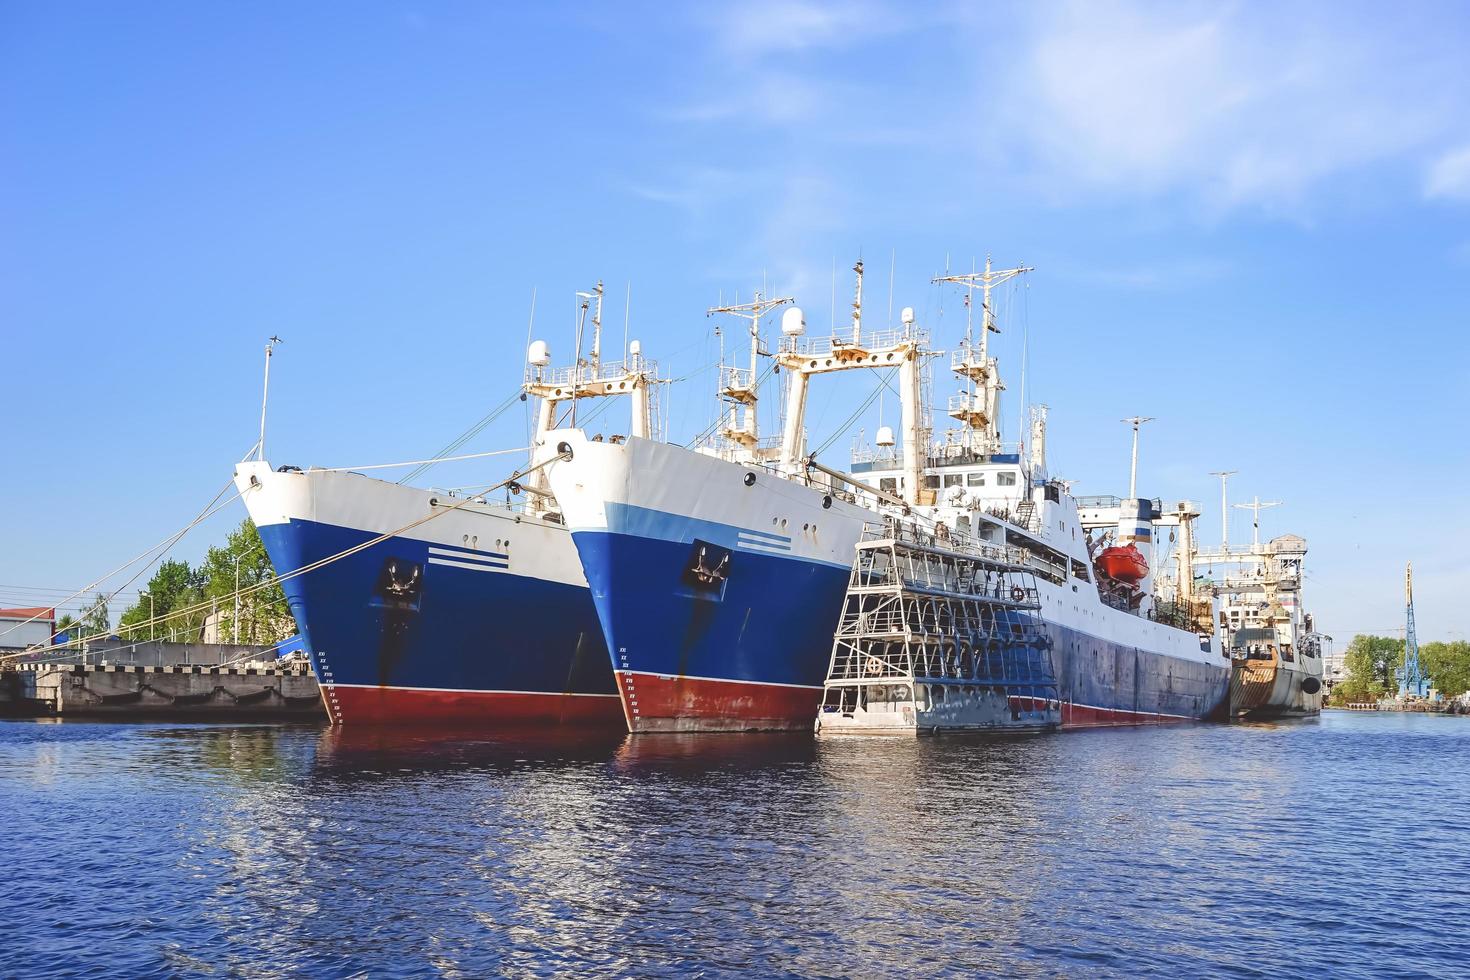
[3,713,1468,977]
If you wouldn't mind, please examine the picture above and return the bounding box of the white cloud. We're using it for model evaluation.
[626,167,749,215]
[1426,145,1470,201]
[664,71,836,126]
[706,0,905,58]
[989,1,1469,210]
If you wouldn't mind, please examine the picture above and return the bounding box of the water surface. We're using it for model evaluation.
[1,712,1465,978]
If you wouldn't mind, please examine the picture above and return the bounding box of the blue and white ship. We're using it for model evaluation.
[236,282,659,727]
[546,260,1231,732]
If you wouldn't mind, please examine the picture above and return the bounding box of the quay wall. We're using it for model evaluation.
[4,663,324,720]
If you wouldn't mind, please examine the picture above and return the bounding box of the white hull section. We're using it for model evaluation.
[234,461,586,589]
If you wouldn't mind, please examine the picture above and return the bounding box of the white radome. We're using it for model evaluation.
[781,306,806,336]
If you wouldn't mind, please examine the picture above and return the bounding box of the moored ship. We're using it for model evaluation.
[237,282,658,727]
[1194,506,1325,719]
[546,259,1232,733]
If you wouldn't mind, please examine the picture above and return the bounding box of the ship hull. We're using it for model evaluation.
[1230,657,1324,719]
[548,432,1230,733]
[234,462,623,729]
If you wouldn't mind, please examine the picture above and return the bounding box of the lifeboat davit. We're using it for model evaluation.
[1096,544,1149,583]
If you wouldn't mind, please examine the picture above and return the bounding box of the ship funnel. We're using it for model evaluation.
[875,425,896,447]
[528,339,551,367]
[781,307,806,336]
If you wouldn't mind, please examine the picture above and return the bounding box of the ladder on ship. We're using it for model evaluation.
[817,516,1060,735]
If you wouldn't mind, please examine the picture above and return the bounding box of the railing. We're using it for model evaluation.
[947,393,985,414]
[849,447,902,466]
[862,518,1032,570]
[778,327,926,359]
[718,365,755,392]
[950,345,993,373]
[525,357,659,389]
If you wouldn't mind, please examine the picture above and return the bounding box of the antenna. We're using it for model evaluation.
[851,259,864,343]
[257,335,282,461]
[932,256,1032,358]
[707,291,794,450]
[931,258,1033,458]
[622,281,631,361]
[1233,496,1282,551]
[887,248,895,326]
[589,280,604,367]
[1208,470,1237,550]
[570,286,594,426]
[1120,416,1155,498]
[830,255,836,332]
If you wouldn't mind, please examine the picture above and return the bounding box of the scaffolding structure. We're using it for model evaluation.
[817,516,1059,735]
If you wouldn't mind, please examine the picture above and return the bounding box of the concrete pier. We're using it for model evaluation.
[1,662,323,720]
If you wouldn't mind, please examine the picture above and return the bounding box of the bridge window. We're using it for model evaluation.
[967,473,986,486]
[997,472,1017,487]
[943,474,963,487]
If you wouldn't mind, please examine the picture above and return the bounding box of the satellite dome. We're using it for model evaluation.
[528,340,551,367]
[781,307,806,336]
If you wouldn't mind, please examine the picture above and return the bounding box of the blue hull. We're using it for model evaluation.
[571,525,1229,731]
[257,518,621,727]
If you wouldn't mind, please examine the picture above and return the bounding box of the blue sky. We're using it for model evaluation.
[3,1,1468,643]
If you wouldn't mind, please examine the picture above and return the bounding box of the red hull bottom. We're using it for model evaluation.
[1061,702,1194,727]
[326,684,626,729]
[616,672,822,733]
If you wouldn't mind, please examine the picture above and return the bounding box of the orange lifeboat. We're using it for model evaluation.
[1096,544,1148,583]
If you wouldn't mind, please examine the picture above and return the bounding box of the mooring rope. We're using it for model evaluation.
[1,452,571,664]
[0,479,241,643]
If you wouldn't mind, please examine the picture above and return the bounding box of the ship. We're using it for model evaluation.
[1192,499,1325,719]
[543,259,1232,733]
[235,281,659,727]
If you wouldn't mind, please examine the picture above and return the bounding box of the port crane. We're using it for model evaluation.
[1399,562,1429,697]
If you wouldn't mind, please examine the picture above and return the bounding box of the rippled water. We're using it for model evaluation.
[1,712,1466,978]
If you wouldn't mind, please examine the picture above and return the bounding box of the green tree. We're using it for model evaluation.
[118,559,206,640]
[1421,640,1470,698]
[54,613,80,648]
[80,592,111,639]
[197,520,293,645]
[1331,634,1401,704]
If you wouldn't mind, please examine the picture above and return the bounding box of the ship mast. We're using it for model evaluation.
[1209,470,1238,552]
[707,292,793,457]
[932,257,1031,456]
[1233,496,1282,552]
[1121,416,1155,498]
[778,260,928,506]
[525,279,661,512]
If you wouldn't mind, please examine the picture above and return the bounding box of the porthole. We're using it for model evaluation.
[462,534,469,544]
[822,495,833,509]
[781,519,788,529]
[744,472,757,486]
